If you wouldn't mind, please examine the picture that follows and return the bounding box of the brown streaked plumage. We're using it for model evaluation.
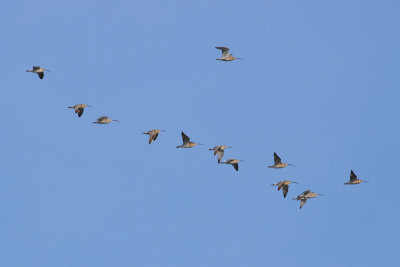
[176,132,203,148]
[26,66,51,79]
[271,180,298,198]
[142,129,165,144]
[293,190,323,209]
[215,47,241,61]
[220,159,245,171]
[344,170,368,185]
[268,152,294,169]
[209,145,232,163]
[68,104,92,117]
[93,116,119,124]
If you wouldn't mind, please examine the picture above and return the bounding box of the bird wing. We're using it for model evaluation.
[232,163,239,171]
[217,150,224,163]
[77,107,84,117]
[37,72,44,79]
[98,116,108,121]
[213,147,218,156]
[282,185,289,198]
[216,47,230,57]
[350,170,357,181]
[150,133,159,144]
[300,199,307,209]
[277,182,284,191]
[302,190,311,197]
[33,66,40,70]
[181,132,190,144]
[274,152,282,165]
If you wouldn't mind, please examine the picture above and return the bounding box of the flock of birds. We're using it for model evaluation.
[26,47,368,209]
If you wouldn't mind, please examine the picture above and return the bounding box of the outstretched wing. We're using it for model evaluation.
[33,66,40,70]
[77,107,84,117]
[282,185,289,198]
[217,150,224,163]
[274,152,282,165]
[181,132,190,145]
[216,47,230,57]
[37,72,44,79]
[213,146,219,155]
[350,170,357,181]
[232,163,239,171]
[277,182,284,191]
[149,133,159,144]
[300,199,307,209]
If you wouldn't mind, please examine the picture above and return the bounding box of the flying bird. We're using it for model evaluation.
[344,170,368,185]
[293,190,323,209]
[271,180,298,198]
[209,145,232,163]
[268,152,294,169]
[176,132,202,148]
[220,159,245,171]
[26,66,51,79]
[93,116,119,124]
[215,47,241,61]
[143,129,165,144]
[68,104,92,117]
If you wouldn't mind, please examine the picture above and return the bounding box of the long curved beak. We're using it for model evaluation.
[86,105,93,108]
[113,120,120,122]
[287,163,295,166]
[292,181,299,184]
[161,130,166,132]
[240,160,246,163]
[363,180,369,184]
[45,69,52,72]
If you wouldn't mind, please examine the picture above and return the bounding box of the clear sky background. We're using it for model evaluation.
[1,0,399,266]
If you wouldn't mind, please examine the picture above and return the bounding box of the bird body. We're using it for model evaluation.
[268,152,294,169]
[220,159,244,171]
[271,180,298,198]
[68,104,91,117]
[293,190,323,209]
[344,170,368,185]
[215,47,241,61]
[176,132,202,148]
[93,116,119,124]
[209,145,232,163]
[143,129,165,144]
[26,66,51,79]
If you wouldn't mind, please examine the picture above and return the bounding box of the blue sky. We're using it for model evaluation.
[1,0,399,266]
